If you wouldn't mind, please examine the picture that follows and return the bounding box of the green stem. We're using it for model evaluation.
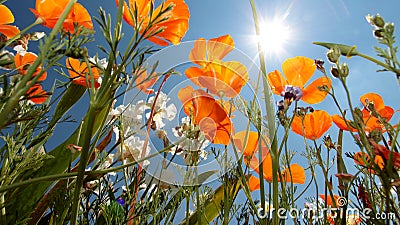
[70,106,98,225]
[357,52,400,75]
[248,1,279,224]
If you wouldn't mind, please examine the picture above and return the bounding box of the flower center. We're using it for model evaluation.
[280,85,303,102]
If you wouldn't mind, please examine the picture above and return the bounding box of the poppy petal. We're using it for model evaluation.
[189,38,207,66]
[207,34,234,62]
[0,5,15,24]
[233,131,259,157]
[0,25,19,38]
[360,93,385,111]
[135,70,158,94]
[281,164,306,184]
[178,86,232,145]
[332,114,357,132]
[282,56,316,87]
[301,76,331,104]
[267,70,287,95]
[292,110,332,140]
[248,175,260,192]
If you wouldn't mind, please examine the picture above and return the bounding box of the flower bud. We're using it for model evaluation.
[330,66,340,78]
[373,14,385,28]
[340,63,349,77]
[327,45,341,63]
[366,14,385,28]
[373,29,385,39]
[385,22,394,36]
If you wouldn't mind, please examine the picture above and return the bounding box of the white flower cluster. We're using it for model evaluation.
[109,91,177,169]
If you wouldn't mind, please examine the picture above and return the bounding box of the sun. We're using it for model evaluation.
[257,18,291,55]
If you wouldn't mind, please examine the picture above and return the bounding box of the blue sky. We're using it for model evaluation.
[4,0,400,223]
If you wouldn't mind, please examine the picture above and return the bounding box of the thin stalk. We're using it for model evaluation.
[248,1,279,224]
[70,106,98,225]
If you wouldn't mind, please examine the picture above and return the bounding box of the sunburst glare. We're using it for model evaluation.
[256,18,292,56]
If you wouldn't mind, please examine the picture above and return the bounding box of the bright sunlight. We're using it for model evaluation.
[257,18,291,55]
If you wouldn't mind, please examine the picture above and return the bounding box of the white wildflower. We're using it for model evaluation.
[89,56,108,69]
[13,45,26,55]
[146,92,176,130]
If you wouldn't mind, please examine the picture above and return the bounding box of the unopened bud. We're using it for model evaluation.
[366,14,385,28]
[327,45,341,63]
[340,63,349,77]
[385,22,394,36]
[330,66,340,78]
[373,29,385,39]
[373,14,385,28]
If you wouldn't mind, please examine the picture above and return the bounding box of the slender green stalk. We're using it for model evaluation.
[248,1,279,224]
[70,106,98,225]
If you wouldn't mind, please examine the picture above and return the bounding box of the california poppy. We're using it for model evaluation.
[66,57,100,88]
[291,110,332,140]
[178,86,232,145]
[332,93,394,132]
[14,52,47,81]
[233,131,305,186]
[185,35,249,98]
[353,151,385,174]
[370,139,400,169]
[188,34,234,67]
[233,131,260,158]
[0,5,20,38]
[135,70,158,94]
[27,84,48,104]
[247,153,306,185]
[119,0,189,46]
[267,56,331,104]
[31,0,93,33]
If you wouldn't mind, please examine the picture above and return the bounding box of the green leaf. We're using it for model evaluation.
[148,170,218,225]
[313,42,359,57]
[179,177,241,225]
[5,85,110,224]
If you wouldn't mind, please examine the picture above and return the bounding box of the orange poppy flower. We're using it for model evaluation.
[233,131,260,157]
[27,84,48,104]
[267,56,331,104]
[135,70,158,94]
[370,139,400,169]
[291,110,332,140]
[14,52,47,81]
[248,154,306,185]
[66,57,100,88]
[354,152,385,174]
[188,34,234,67]
[248,175,261,192]
[30,0,93,33]
[119,0,189,46]
[332,93,394,132]
[0,5,20,38]
[178,86,232,145]
[185,35,249,98]
[234,131,306,185]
